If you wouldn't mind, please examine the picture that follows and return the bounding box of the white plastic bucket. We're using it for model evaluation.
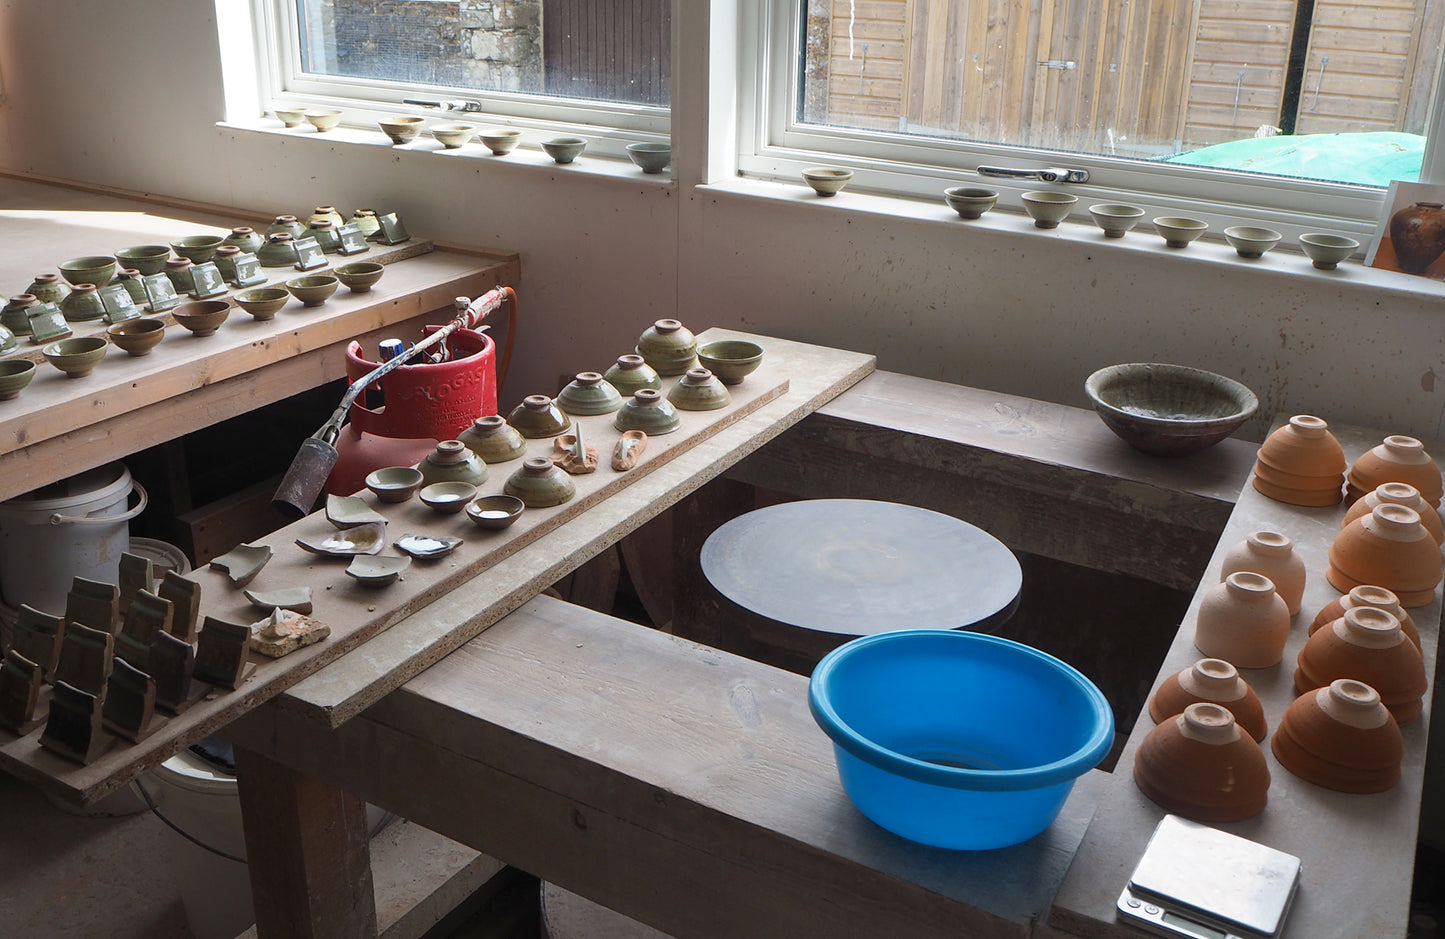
[0,462,147,613]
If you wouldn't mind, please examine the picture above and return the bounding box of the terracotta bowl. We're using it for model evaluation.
[335,262,385,292]
[286,274,340,307]
[801,166,851,195]
[1347,435,1442,508]
[1020,191,1078,229]
[1250,473,1344,507]
[169,235,224,264]
[106,317,166,356]
[0,359,37,399]
[58,255,117,288]
[1343,481,1443,545]
[1326,503,1441,607]
[1299,233,1359,270]
[466,494,526,530]
[698,340,764,385]
[479,129,522,155]
[542,137,587,164]
[42,336,110,378]
[1258,414,1345,478]
[1084,363,1258,456]
[1309,584,1421,650]
[944,187,999,219]
[172,300,232,337]
[1133,702,1270,823]
[1295,607,1428,724]
[1272,679,1403,793]
[628,143,673,174]
[234,287,290,320]
[1147,659,1266,742]
[365,466,424,504]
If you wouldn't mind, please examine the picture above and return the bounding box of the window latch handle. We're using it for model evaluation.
[977,165,1089,184]
[403,97,484,113]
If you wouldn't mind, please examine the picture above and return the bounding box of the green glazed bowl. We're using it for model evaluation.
[106,317,166,356]
[556,372,623,416]
[697,340,764,385]
[457,415,528,463]
[115,245,171,275]
[503,458,577,508]
[235,287,290,320]
[170,235,224,264]
[626,142,672,174]
[467,494,526,530]
[542,137,586,164]
[802,167,853,196]
[614,388,681,435]
[604,354,661,395]
[0,359,37,399]
[335,261,385,292]
[431,123,475,148]
[667,367,731,411]
[365,466,425,503]
[172,299,232,337]
[58,255,118,288]
[43,336,109,378]
[479,128,522,155]
[508,394,571,438]
[285,274,340,307]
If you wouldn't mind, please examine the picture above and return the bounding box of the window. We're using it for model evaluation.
[258,0,672,143]
[738,0,1445,234]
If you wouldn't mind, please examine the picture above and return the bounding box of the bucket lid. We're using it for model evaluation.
[151,748,237,794]
[0,462,130,514]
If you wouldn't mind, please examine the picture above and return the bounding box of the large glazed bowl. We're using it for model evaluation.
[809,630,1112,850]
[1085,363,1257,456]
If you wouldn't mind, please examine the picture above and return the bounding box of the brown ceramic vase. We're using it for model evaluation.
[1294,607,1428,724]
[1309,584,1420,650]
[1148,658,1267,742]
[1133,702,1270,823]
[1193,571,1291,668]
[1342,482,1444,545]
[1347,435,1442,507]
[1219,530,1306,616]
[1272,679,1403,793]
[1326,503,1441,607]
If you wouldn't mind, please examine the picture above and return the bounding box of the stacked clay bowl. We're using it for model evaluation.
[1134,702,1270,822]
[1295,607,1428,724]
[1193,572,1291,668]
[1251,415,1345,506]
[1342,481,1443,545]
[1347,435,1442,507]
[1218,530,1306,616]
[1310,584,1421,650]
[1326,503,1441,607]
[1273,679,1403,793]
[1148,658,1267,742]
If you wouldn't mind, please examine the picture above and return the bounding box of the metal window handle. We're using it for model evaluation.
[403,97,484,113]
[977,165,1089,183]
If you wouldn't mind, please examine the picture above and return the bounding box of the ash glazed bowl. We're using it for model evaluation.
[1085,363,1258,456]
[802,166,852,196]
[58,255,118,288]
[943,187,998,219]
[286,274,341,307]
[106,317,166,356]
[697,340,764,385]
[43,336,110,378]
[1088,203,1145,238]
[1021,191,1078,229]
[170,235,225,264]
[1153,216,1208,248]
[379,116,426,144]
[467,494,526,530]
[542,137,587,164]
[273,107,306,128]
[366,466,425,503]
[115,245,171,276]
[1299,233,1360,270]
[1224,226,1283,259]
[0,359,37,400]
[479,128,523,155]
[335,261,385,292]
[627,142,673,174]
[809,629,1112,850]
[431,123,476,149]
[172,299,232,337]
[304,108,343,132]
[234,287,290,320]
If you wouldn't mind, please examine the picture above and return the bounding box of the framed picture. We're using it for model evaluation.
[1366,181,1445,277]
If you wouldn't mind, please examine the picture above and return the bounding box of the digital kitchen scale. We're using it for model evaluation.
[1117,816,1302,939]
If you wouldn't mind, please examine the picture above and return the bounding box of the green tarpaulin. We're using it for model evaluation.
[1164,132,1423,188]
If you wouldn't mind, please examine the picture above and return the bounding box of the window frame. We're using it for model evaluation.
[735,0,1445,240]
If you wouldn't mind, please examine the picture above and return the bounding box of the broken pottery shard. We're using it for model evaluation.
[250,609,331,659]
[325,494,387,529]
[244,587,314,614]
[208,543,274,587]
[611,430,648,471]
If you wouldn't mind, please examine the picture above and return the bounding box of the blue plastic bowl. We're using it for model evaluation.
[809,629,1113,850]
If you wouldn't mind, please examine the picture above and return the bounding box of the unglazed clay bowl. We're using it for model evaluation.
[943,187,998,219]
[0,359,37,399]
[541,137,587,163]
[1299,233,1359,270]
[172,299,232,337]
[1085,363,1258,456]
[1021,191,1078,229]
[365,466,425,504]
[479,128,523,154]
[698,340,764,385]
[1133,702,1269,823]
[379,116,426,144]
[286,274,340,307]
[1153,216,1208,248]
[1347,434,1442,507]
[419,481,478,514]
[106,317,166,356]
[234,287,290,320]
[335,261,385,292]
[1224,226,1282,259]
[466,494,526,530]
[115,245,172,276]
[42,336,109,378]
[627,142,673,174]
[1148,658,1266,742]
[1272,679,1403,793]
[431,123,476,148]
[808,629,1113,849]
[1258,414,1346,479]
[273,107,305,127]
[170,235,224,264]
[58,255,118,288]
[801,166,852,196]
[1088,203,1145,238]
[304,108,343,132]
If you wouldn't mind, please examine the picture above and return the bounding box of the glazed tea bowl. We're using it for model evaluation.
[809,629,1112,850]
[802,166,852,196]
[379,116,426,144]
[1085,363,1258,456]
[479,128,522,154]
[0,359,37,399]
[42,336,109,377]
[542,137,587,163]
[115,245,172,275]
[335,261,385,292]
[467,494,525,531]
[172,299,232,336]
[170,235,224,264]
[366,466,425,503]
[273,107,305,127]
[1224,226,1283,259]
[697,340,764,385]
[431,123,476,148]
[1021,191,1078,229]
[107,317,166,355]
[58,255,118,288]
[1153,216,1208,248]
[1299,233,1359,270]
[1088,203,1145,238]
[304,108,343,132]
[627,143,673,174]
[944,187,999,219]
[286,274,340,307]
[234,287,290,320]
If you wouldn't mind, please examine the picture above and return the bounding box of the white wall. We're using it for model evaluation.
[3,0,1445,441]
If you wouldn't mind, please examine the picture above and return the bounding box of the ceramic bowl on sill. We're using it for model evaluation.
[801,166,852,196]
[944,187,998,219]
[1153,216,1208,248]
[379,116,426,144]
[1021,191,1078,229]
[1224,226,1283,259]
[479,129,522,155]
[1088,203,1145,238]
[628,143,673,174]
[304,108,343,132]
[1299,233,1359,270]
[431,123,475,148]
[273,107,306,128]
[542,137,587,164]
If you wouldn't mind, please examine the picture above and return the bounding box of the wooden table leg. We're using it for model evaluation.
[234,743,378,939]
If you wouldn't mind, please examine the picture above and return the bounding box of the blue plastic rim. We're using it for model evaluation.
[808,629,1114,848]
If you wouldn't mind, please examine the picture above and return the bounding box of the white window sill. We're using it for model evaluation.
[698,176,1445,306]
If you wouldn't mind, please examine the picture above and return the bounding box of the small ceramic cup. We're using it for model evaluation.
[1153,216,1208,248]
[1224,226,1282,259]
[1088,203,1145,238]
[286,274,340,307]
[627,142,673,174]
[1299,233,1359,270]
[379,116,426,144]
[479,128,522,154]
[273,107,306,127]
[944,187,998,219]
[801,166,852,196]
[1021,191,1078,229]
[0,359,37,399]
[431,123,476,148]
[542,137,587,164]
[304,108,343,132]
[107,318,166,356]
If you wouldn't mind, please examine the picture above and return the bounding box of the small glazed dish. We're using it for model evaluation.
[1224,226,1282,259]
[107,318,166,356]
[335,261,385,292]
[419,481,478,514]
[172,299,232,337]
[395,533,463,559]
[346,554,411,587]
[379,116,426,144]
[943,187,998,219]
[1021,191,1078,229]
[1299,233,1359,270]
[366,466,425,503]
[627,142,673,174]
[304,108,343,132]
[170,235,224,264]
[1088,203,1145,238]
[115,245,172,276]
[326,493,387,528]
[0,360,37,400]
[801,166,852,196]
[479,128,523,154]
[697,340,764,385]
[42,336,109,378]
[286,274,341,307]
[234,287,290,320]
[508,394,571,438]
[58,255,118,288]
[431,123,476,148]
[1153,216,1208,248]
[542,137,587,163]
[296,522,386,556]
[208,543,274,586]
[466,494,526,530]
